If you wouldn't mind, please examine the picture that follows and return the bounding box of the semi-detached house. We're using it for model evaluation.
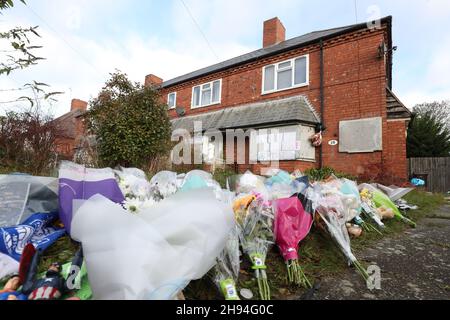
[147,16,411,183]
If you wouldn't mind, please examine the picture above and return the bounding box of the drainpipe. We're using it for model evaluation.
[319,39,325,169]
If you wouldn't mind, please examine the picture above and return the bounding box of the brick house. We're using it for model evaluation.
[147,16,411,183]
[54,99,87,160]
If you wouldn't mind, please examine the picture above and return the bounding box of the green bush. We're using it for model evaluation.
[304,166,357,182]
[85,72,171,168]
[213,167,236,188]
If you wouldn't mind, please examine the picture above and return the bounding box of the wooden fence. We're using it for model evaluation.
[408,157,450,193]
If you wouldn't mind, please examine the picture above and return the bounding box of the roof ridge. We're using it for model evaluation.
[162,16,392,88]
[308,20,371,34]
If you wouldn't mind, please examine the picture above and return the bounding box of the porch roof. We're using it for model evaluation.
[170,95,320,132]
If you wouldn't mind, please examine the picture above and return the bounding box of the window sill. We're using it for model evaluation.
[261,82,309,96]
[191,101,221,110]
[255,158,316,162]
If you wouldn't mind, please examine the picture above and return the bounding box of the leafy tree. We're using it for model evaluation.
[407,101,450,157]
[0,0,25,10]
[412,100,450,130]
[0,0,43,76]
[85,71,172,168]
[1,0,62,105]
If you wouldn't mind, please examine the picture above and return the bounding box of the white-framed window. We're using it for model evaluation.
[191,79,222,108]
[167,92,176,109]
[262,54,309,94]
[249,125,315,162]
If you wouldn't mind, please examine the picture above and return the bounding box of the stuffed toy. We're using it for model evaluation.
[346,223,363,238]
[0,275,27,300]
[19,246,84,300]
[376,206,395,220]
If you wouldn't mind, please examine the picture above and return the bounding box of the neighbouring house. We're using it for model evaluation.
[146,15,411,183]
[54,99,87,160]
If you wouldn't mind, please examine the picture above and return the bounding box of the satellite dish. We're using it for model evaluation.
[176,106,186,117]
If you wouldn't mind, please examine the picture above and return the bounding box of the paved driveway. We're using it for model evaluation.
[312,204,450,300]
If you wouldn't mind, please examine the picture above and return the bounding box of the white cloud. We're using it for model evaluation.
[2,0,450,116]
[426,37,450,90]
[1,0,261,117]
[401,90,450,109]
[397,36,450,108]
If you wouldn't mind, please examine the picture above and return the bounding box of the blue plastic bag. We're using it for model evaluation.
[411,178,425,186]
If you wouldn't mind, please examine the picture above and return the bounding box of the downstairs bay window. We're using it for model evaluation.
[249,125,315,162]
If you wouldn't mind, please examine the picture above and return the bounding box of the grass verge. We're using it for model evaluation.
[186,190,446,300]
[2,191,444,300]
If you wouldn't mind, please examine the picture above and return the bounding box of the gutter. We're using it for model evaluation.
[171,119,320,133]
[162,16,393,89]
[319,39,325,169]
[386,17,393,90]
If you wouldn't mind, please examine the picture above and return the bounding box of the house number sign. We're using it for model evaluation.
[328,140,339,146]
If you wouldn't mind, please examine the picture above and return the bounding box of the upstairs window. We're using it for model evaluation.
[167,92,176,109]
[262,55,309,94]
[192,79,222,108]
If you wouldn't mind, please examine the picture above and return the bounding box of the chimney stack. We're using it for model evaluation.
[263,17,286,47]
[71,99,88,112]
[145,74,163,87]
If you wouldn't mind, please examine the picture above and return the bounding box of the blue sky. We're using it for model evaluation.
[1,0,449,116]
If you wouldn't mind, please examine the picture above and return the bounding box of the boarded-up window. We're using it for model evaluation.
[250,125,315,162]
[339,117,382,153]
[296,125,316,160]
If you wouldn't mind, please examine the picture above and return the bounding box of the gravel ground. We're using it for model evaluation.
[310,203,450,300]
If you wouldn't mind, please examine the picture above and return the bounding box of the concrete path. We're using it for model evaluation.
[312,202,450,300]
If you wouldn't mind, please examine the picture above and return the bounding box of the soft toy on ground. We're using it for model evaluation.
[376,206,395,220]
[15,246,84,300]
[346,223,363,238]
[0,275,27,300]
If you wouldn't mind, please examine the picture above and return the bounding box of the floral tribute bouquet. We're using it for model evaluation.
[359,188,386,229]
[213,226,241,300]
[273,197,313,288]
[339,178,382,236]
[314,181,369,281]
[115,168,155,213]
[359,184,416,228]
[233,192,274,300]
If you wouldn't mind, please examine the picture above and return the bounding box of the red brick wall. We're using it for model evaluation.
[263,17,286,47]
[160,23,408,182]
[55,137,75,159]
[55,115,86,160]
[382,120,408,183]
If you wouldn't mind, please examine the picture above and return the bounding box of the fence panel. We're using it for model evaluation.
[408,157,450,193]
